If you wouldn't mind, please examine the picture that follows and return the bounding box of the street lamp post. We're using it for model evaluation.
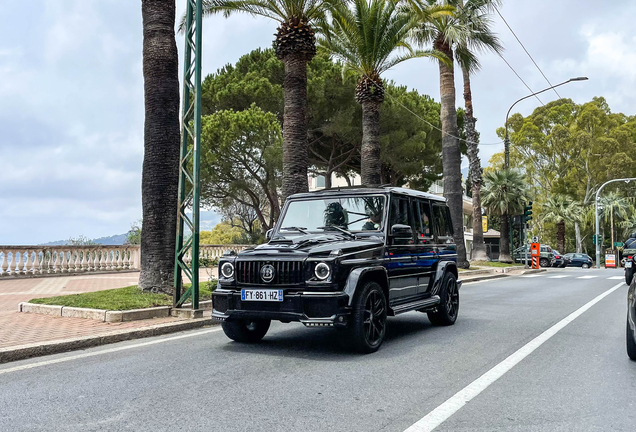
[503,77,588,169]
[595,178,636,268]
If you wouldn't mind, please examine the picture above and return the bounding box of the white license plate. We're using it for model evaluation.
[626,262,632,268]
[241,289,283,302]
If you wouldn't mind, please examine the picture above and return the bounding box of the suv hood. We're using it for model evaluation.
[237,233,384,258]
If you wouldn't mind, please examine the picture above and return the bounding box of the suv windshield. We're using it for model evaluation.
[279,196,386,233]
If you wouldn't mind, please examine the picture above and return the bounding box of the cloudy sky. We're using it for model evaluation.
[1,0,635,245]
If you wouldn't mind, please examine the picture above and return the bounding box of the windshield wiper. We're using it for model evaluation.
[317,226,356,239]
[280,226,310,235]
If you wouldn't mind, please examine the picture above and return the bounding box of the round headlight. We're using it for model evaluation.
[314,262,331,280]
[220,262,234,279]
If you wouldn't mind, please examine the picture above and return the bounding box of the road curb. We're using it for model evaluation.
[19,300,213,322]
[0,318,219,364]
[461,268,546,283]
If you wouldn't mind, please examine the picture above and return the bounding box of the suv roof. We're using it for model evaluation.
[289,186,447,203]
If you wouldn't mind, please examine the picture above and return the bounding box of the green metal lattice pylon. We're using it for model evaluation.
[174,0,203,309]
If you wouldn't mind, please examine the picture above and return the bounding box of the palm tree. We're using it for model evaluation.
[319,0,445,186]
[139,0,181,294]
[542,195,579,253]
[409,0,496,268]
[194,0,327,200]
[455,0,502,261]
[481,169,526,263]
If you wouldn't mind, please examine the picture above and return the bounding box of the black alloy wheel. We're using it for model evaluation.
[363,289,386,347]
[342,281,387,353]
[627,318,636,361]
[539,258,550,268]
[428,272,459,326]
[582,263,590,269]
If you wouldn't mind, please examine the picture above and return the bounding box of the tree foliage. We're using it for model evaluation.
[200,48,444,235]
[200,221,245,245]
[200,104,283,233]
[490,97,636,253]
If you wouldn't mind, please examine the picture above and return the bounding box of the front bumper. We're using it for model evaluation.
[212,289,351,328]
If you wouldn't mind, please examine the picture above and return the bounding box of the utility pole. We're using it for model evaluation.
[595,178,636,268]
[173,0,203,309]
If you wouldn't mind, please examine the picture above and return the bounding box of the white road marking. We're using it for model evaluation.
[607,276,623,280]
[0,327,223,375]
[520,274,543,278]
[548,275,569,279]
[403,282,623,432]
[577,275,598,279]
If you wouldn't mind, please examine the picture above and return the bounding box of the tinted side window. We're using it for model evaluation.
[389,197,410,228]
[433,204,453,242]
[414,199,433,243]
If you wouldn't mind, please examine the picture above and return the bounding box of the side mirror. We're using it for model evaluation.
[265,229,273,240]
[390,224,413,239]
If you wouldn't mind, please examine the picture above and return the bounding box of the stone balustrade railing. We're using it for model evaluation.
[0,244,251,278]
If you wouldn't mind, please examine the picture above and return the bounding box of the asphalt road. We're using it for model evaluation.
[1,267,635,432]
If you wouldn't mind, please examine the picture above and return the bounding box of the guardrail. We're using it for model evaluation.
[0,244,251,277]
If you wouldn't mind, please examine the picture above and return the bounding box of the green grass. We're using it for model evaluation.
[29,283,215,311]
[470,261,523,268]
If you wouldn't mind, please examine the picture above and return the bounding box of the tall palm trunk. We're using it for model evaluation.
[557,219,565,252]
[499,214,512,263]
[281,56,310,200]
[139,0,181,294]
[360,100,382,186]
[575,220,582,253]
[461,65,486,261]
[435,37,468,268]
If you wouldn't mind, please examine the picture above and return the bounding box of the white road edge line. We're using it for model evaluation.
[403,281,624,432]
[0,327,223,375]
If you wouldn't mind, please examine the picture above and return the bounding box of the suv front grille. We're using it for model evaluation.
[236,260,304,286]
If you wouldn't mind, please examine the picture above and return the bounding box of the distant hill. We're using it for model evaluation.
[41,233,127,246]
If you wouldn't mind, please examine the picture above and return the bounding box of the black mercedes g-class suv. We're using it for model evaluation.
[212,186,461,353]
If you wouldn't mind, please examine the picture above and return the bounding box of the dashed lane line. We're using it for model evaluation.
[548,275,569,279]
[577,275,598,279]
[403,282,624,432]
[520,274,543,278]
[607,276,624,280]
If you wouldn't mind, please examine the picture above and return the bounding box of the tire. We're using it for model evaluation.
[627,318,636,361]
[342,281,387,353]
[539,258,550,268]
[428,272,459,326]
[221,319,270,343]
[582,263,589,269]
[625,268,635,285]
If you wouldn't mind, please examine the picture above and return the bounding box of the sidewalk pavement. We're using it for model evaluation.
[0,270,214,350]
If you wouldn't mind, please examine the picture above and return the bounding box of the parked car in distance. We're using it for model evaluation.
[212,186,462,353]
[627,260,636,360]
[563,253,594,269]
[513,244,554,267]
[551,250,570,268]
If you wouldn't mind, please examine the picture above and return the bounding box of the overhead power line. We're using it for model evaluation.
[495,7,562,100]
[496,53,544,106]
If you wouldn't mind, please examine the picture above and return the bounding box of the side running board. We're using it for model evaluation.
[391,295,440,315]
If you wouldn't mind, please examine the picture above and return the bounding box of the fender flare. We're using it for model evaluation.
[431,261,458,296]
[343,266,389,306]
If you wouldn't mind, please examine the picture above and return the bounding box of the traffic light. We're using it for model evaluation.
[592,234,596,245]
[523,201,533,224]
